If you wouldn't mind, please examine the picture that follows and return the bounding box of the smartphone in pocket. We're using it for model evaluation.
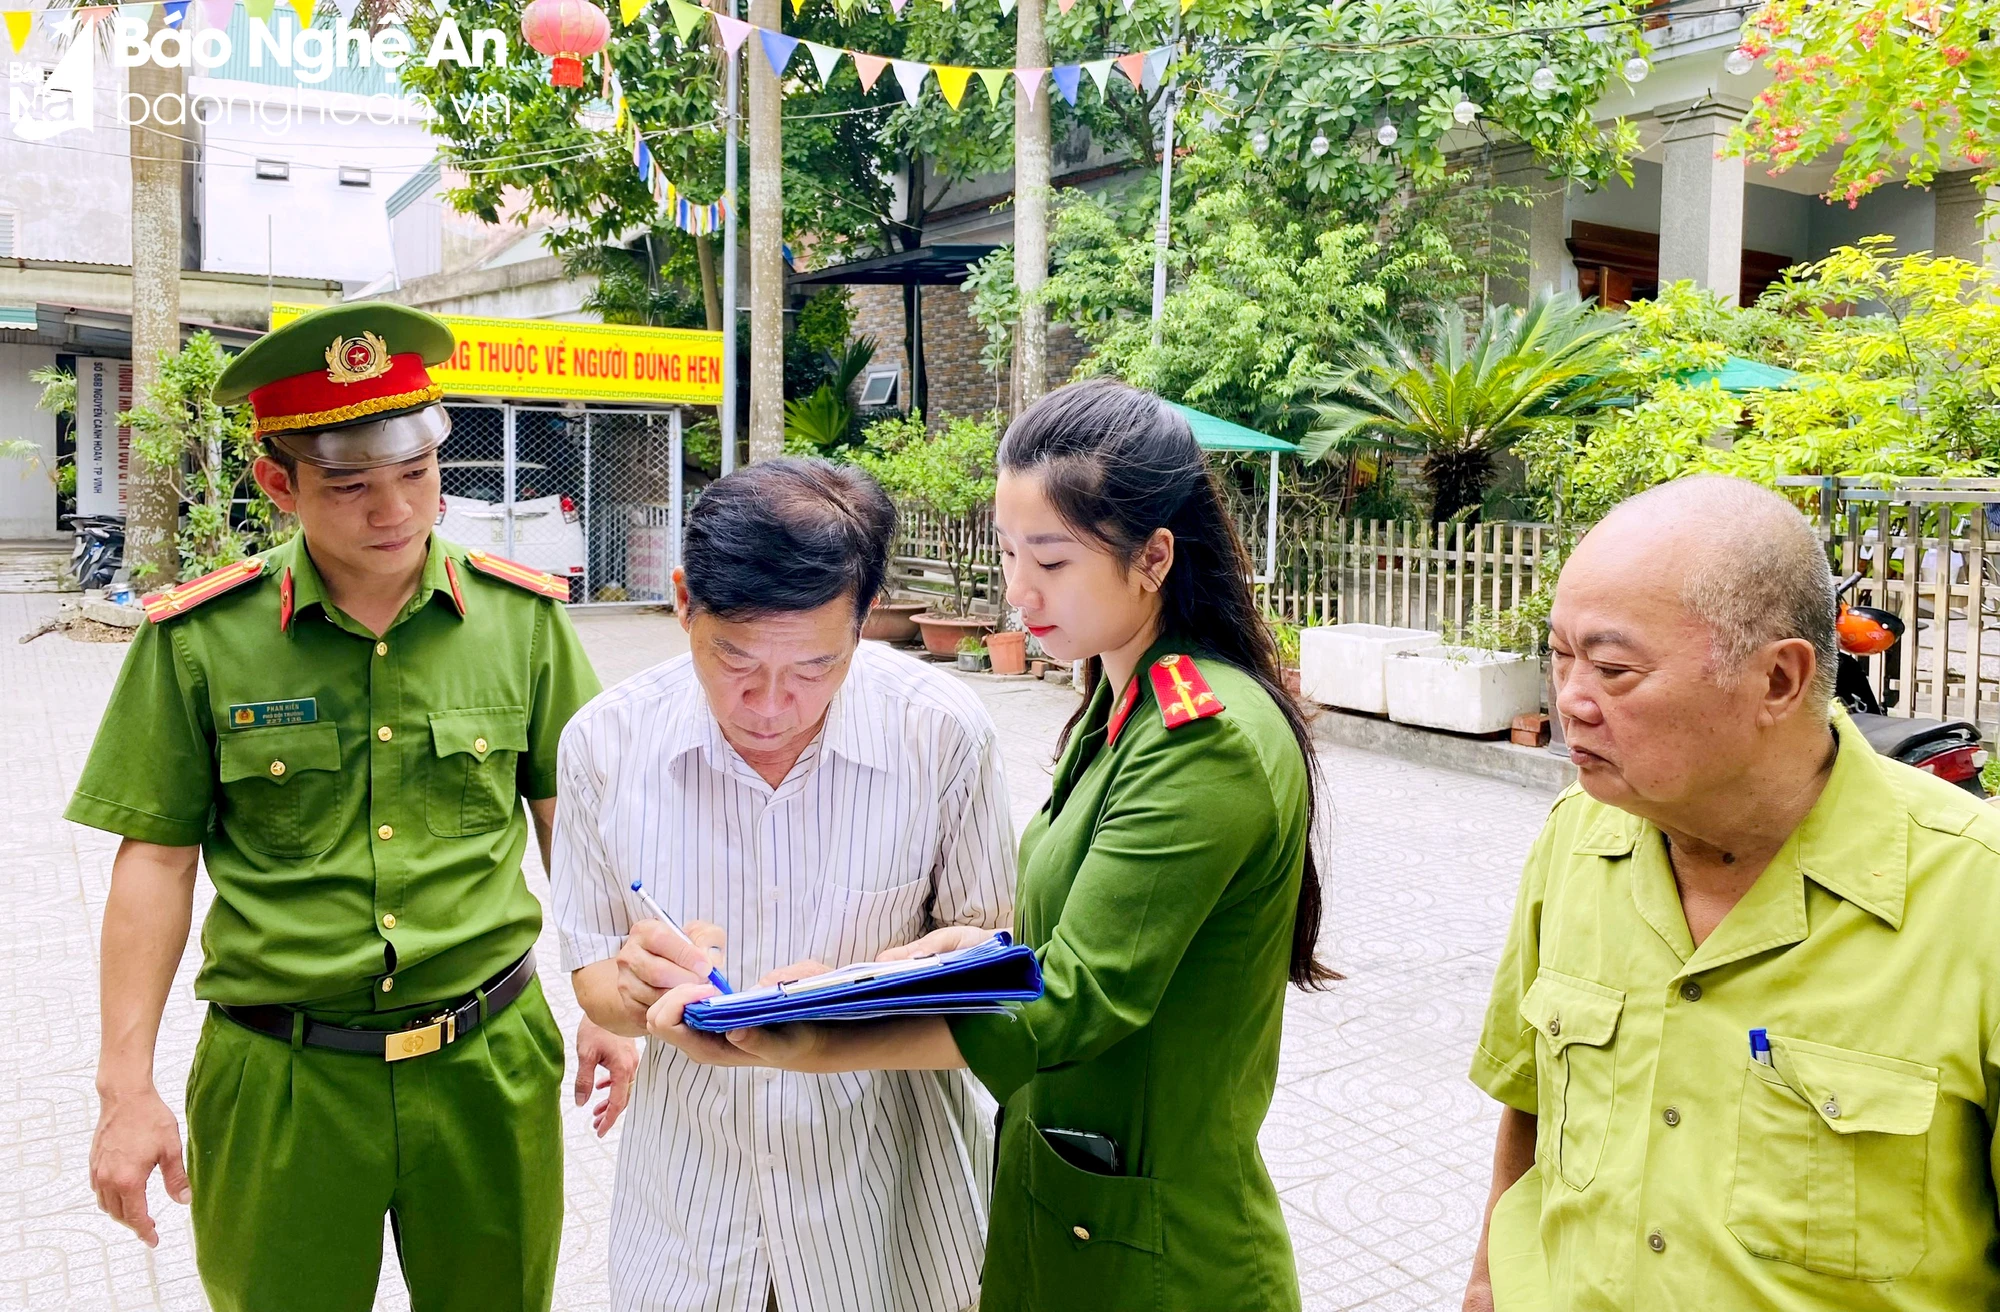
[1040,1126,1123,1176]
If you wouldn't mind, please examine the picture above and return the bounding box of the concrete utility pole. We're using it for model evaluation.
[1149,12,1180,348]
[746,0,783,462]
[714,0,740,474]
[1013,0,1050,409]
[125,6,187,583]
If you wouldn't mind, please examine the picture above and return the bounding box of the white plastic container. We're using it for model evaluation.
[1384,645,1543,736]
[1299,624,1442,714]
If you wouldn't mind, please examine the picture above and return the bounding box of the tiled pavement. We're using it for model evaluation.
[0,596,1554,1312]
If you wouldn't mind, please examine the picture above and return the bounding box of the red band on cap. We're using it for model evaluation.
[248,352,440,435]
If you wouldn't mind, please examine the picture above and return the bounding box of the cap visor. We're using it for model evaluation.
[267,405,452,471]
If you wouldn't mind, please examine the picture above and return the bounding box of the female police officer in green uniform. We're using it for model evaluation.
[646,379,1331,1311]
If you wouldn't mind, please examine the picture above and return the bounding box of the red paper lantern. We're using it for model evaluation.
[521,0,610,88]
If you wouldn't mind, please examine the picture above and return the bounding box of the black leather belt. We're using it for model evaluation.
[214,953,536,1063]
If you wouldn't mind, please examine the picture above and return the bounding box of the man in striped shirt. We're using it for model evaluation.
[552,459,1016,1312]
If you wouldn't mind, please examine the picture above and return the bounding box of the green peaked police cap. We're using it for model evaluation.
[216,302,459,471]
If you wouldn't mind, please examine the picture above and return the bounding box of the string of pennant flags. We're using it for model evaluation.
[656,0,1177,111]
[620,94,730,234]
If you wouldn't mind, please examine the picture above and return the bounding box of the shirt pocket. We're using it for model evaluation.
[1019,1115,1163,1311]
[1519,969,1624,1192]
[813,877,932,969]
[217,723,344,859]
[1725,1036,1937,1280]
[425,708,528,837]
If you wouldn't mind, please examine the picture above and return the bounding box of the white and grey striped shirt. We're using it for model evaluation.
[552,640,1016,1312]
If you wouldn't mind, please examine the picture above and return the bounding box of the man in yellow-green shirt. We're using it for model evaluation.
[1463,477,2000,1312]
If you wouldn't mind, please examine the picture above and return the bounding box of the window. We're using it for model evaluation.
[0,210,15,257]
[338,166,371,188]
[858,368,899,407]
[254,159,290,181]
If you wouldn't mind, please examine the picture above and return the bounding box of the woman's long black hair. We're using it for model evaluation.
[999,378,1336,989]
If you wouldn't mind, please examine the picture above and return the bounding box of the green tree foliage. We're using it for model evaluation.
[1042,184,1460,436]
[1200,0,1644,211]
[852,410,999,615]
[117,333,281,582]
[1522,242,2000,523]
[1305,288,1631,520]
[1729,0,2000,207]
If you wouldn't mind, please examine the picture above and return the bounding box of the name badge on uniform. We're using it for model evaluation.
[227,698,319,729]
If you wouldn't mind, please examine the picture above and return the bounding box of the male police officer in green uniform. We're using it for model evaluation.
[67,302,623,1312]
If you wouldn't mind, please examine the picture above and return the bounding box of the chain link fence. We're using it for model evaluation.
[439,402,685,607]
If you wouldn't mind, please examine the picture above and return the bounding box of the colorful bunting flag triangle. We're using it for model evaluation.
[245,0,274,19]
[1015,65,1046,107]
[665,0,705,38]
[890,58,928,106]
[162,0,190,25]
[999,0,1014,13]
[333,0,359,18]
[3,9,29,51]
[758,27,797,76]
[1141,41,1172,92]
[852,51,888,91]
[287,0,312,23]
[805,39,842,85]
[713,11,753,53]
[1114,50,1144,87]
[620,0,646,25]
[197,0,231,28]
[1056,0,1074,11]
[1050,63,1080,104]
[1082,57,1112,98]
[976,66,1008,105]
[934,64,971,109]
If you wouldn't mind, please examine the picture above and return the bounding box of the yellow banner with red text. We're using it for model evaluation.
[270,304,724,406]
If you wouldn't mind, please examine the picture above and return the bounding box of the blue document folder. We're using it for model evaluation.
[682,932,1043,1032]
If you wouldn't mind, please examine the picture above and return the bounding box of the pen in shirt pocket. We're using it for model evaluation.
[1749,1027,1773,1066]
[630,879,733,994]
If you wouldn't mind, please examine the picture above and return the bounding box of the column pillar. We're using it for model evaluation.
[1933,169,2000,269]
[1489,146,1569,307]
[1657,98,1748,303]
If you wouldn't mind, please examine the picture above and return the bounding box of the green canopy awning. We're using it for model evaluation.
[1675,356,1800,393]
[1167,402,1301,453]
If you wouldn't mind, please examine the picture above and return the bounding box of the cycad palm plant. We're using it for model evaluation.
[1305,290,1631,521]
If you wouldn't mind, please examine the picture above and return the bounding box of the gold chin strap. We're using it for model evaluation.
[267,405,453,471]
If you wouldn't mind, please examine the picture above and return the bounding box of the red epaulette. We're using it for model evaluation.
[1147,652,1226,731]
[463,549,569,600]
[140,557,266,623]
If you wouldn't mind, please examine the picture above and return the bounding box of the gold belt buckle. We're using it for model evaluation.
[384,1010,458,1063]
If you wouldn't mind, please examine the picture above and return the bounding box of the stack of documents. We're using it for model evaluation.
[683,933,1043,1032]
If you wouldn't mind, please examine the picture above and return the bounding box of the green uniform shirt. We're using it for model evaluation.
[951,637,1309,1312]
[66,533,600,1013]
[1473,709,2000,1311]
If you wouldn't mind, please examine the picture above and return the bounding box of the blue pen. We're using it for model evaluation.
[1749,1027,1772,1066]
[630,879,732,993]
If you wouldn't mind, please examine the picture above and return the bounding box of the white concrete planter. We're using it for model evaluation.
[1384,646,1543,736]
[1299,624,1442,714]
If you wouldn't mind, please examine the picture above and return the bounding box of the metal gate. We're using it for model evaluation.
[439,402,685,607]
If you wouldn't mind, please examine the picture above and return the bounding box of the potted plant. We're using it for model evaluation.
[855,411,1001,656]
[861,594,928,644]
[987,627,1028,675]
[955,636,990,672]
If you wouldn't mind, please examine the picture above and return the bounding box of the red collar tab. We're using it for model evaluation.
[1106,676,1141,747]
[1148,653,1225,731]
[278,567,295,631]
[141,557,266,624]
[463,549,568,600]
[443,555,468,615]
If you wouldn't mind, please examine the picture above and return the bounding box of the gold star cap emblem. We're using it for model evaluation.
[325,330,393,385]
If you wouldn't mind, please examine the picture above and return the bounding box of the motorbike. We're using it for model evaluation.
[1834,572,1989,796]
[62,513,125,592]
